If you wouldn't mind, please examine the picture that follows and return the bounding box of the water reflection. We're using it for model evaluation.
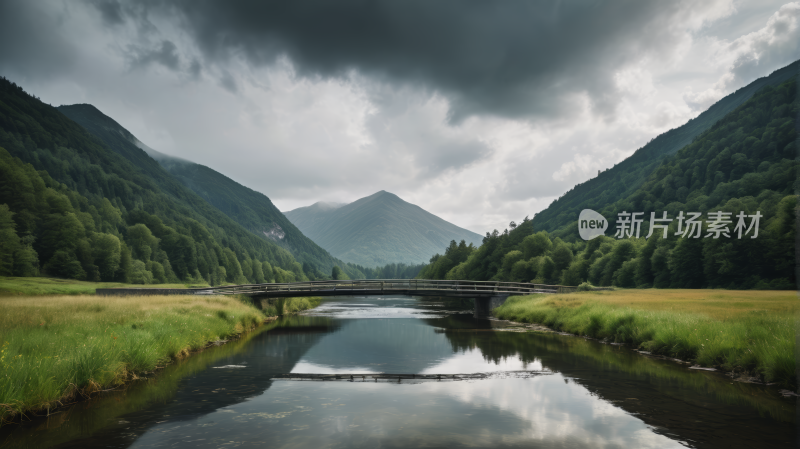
[126,378,684,449]
[0,296,793,449]
[439,329,795,447]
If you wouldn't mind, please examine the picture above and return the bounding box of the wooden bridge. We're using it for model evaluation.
[195,279,576,298]
[97,279,577,318]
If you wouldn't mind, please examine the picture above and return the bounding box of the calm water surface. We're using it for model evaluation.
[1,297,795,448]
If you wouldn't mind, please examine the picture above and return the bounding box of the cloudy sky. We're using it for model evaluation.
[1,1,798,234]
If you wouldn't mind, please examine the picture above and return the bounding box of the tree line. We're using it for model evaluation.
[0,147,309,284]
[418,79,797,290]
[419,198,794,290]
[0,77,318,285]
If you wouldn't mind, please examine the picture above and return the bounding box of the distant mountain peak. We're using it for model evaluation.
[285,192,482,267]
[312,201,347,211]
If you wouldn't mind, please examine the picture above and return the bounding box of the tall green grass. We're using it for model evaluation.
[0,321,283,448]
[494,293,796,389]
[0,276,209,296]
[0,294,263,423]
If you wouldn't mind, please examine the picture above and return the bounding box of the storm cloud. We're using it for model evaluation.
[98,0,731,122]
[0,0,795,233]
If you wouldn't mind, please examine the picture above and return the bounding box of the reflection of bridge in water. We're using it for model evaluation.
[205,279,576,317]
[100,280,577,318]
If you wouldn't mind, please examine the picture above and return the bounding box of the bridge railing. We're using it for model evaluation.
[198,279,577,296]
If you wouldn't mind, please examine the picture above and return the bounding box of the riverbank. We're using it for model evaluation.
[493,289,797,389]
[0,276,211,296]
[260,296,323,317]
[0,294,266,424]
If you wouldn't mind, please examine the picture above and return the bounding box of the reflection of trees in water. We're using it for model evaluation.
[126,316,341,418]
[438,329,795,448]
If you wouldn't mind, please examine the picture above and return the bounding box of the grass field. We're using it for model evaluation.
[493,289,797,389]
[0,294,264,423]
[0,276,211,296]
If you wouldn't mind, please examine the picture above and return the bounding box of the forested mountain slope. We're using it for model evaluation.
[285,191,483,267]
[57,104,363,279]
[419,75,797,290]
[532,59,799,235]
[0,77,315,285]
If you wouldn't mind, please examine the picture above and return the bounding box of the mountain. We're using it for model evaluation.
[282,201,345,238]
[532,59,799,237]
[417,62,797,290]
[56,104,364,280]
[0,76,319,285]
[284,191,483,267]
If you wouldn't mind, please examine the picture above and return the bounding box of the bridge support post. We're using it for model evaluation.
[473,295,509,319]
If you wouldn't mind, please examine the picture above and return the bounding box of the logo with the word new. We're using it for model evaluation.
[578,209,608,240]
[578,209,762,241]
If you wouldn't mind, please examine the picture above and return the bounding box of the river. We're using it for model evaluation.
[0,296,795,448]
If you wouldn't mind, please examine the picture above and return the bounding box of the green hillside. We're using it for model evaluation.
[532,59,799,236]
[285,191,483,267]
[0,77,313,285]
[57,104,363,280]
[418,71,797,290]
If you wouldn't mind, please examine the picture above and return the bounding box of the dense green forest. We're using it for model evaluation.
[57,104,364,280]
[418,78,797,290]
[324,262,424,281]
[532,59,798,235]
[0,77,331,285]
[355,262,426,279]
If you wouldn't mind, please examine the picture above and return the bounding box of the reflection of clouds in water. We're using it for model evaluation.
[291,318,456,374]
[314,307,432,318]
[127,374,684,448]
[420,348,543,374]
[129,298,683,447]
[326,303,380,307]
[291,361,380,374]
[307,297,443,319]
[417,377,684,449]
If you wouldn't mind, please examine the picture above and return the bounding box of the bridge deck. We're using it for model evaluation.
[196,279,574,298]
[96,279,577,298]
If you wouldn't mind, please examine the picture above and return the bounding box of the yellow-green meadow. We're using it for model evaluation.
[494,289,797,388]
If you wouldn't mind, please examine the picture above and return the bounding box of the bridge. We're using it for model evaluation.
[97,279,577,318]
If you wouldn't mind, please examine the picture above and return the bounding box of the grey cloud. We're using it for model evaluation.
[126,40,181,71]
[218,70,237,93]
[87,0,124,26]
[684,3,799,112]
[422,140,489,177]
[363,85,492,176]
[188,58,202,80]
[0,2,77,81]
[130,0,704,123]
[728,3,800,88]
[499,126,640,203]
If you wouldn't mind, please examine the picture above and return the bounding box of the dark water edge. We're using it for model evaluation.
[0,297,795,449]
